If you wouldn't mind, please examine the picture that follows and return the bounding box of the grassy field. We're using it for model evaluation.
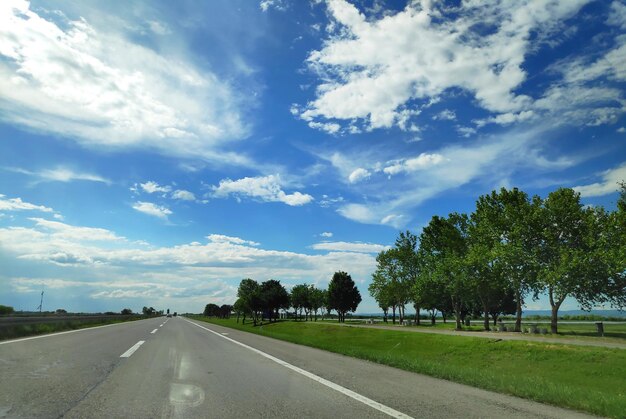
[191,316,626,418]
[0,316,145,341]
[322,318,626,342]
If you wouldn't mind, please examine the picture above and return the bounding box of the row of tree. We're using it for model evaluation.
[219,272,362,326]
[142,306,163,316]
[370,187,626,334]
[203,303,233,318]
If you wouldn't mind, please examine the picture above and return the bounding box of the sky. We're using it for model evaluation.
[0,0,625,314]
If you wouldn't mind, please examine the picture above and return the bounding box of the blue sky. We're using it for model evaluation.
[0,0,625,314]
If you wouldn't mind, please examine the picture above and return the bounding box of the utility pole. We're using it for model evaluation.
[36,290,44,313]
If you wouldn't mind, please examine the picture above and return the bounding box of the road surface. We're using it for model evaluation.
[0,316,595,418]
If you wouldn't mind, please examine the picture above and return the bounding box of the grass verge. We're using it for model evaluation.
[322,319,626,341]
[191,316,626,418]
[0,316,146,341]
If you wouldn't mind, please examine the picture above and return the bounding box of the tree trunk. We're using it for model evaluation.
[550,304,559,334]
[549,288,564,334]
[415,305,420,326]
[514,289,522,332]
[392,306,396,324]
[453,298,462,331]
[483,303,490,331]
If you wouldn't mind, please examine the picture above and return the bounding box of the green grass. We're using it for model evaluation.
[322,318,626,342]
[0,316,145,341]
[191,316,626,418]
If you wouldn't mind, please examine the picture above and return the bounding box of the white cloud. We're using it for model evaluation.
[0,194,54,213]
[308,121,341,134]
[132,201,172,219]
[0,219,379,311]
[433,109,456,121]
[383,153,445,176]
[171,189,196,201]
[320,232,333,238]
[0,0,247,162]
[333,124,576,227]
[348,168,371,183]
[319,195,344,208]
[573,163,626,197]
[530,35,626,127]
[207,234,260,247]
[260,0,287,12]
[29,217,124,242]
[457,126,477,137]
[147,20,171,35]
[6,166,110,184]
[607,1,626,30]
[139,181,171,194]
[337,203,376,224]
[312,241,389,253]
[299,0,588,131]
[212,174,314,206]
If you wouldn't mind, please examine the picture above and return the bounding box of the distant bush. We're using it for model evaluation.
[0,305,14,315]
[121,308,133,315]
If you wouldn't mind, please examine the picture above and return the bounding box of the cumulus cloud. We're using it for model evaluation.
[573,163,626,197]
[299,0,588,131]
[348,168,371,183]
[0,0,247,162]
[207,234,260,247]
[0,194,54,213]
[29,217,124,242]
[607,1,626,30]
[171,189,196,201]
[0,218,380,311]
[383,153,445,176]
[433,109,456,121]
[212,174,314,206]
[260,0,287,12]
[139,181,172,194]
[132,201,172,219]
[308,121,341,134]
[320,231,333,238]
[312,241,389,253]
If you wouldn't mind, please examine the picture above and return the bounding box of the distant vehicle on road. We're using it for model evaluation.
[166,314,172,318]
[173,312,177,317]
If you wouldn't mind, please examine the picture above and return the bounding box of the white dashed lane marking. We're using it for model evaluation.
[120,341,145,358]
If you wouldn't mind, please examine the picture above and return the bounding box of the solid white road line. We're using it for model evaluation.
[184,319,413,419]
[0,319,151,346]
[151,329,158,334]
[120,340,145,358]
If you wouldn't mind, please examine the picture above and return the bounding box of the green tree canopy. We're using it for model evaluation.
[328,271,361,322]
[260,279,289,322]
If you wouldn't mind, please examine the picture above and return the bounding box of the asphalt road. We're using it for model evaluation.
[0,317,596,418]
